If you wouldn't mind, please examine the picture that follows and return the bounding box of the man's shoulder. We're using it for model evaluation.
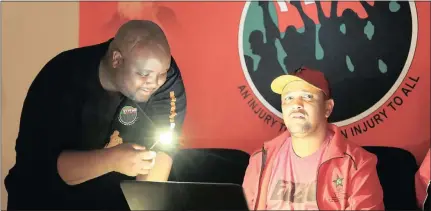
[37,40,108,75]
[250,148,263,158]
[343,139,377,165]
[249,132,290,158]
[57,40,110,62]
[27,40,111,100]
[328,124,376,164]
[152,56,186,101]
[166,56,185,89]
[44,40,110,75]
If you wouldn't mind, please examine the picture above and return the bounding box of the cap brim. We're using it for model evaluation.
[270,75,321,94]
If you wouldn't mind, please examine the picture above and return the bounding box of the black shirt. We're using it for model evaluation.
[4,39,187,210]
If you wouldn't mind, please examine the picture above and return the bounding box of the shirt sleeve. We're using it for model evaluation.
[6,51,80,193]
[145,56,187,157]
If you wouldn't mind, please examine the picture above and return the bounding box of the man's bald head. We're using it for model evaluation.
[112,20,171,58]
[102,20,172,103]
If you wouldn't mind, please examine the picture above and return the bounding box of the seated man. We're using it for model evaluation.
[415,149,430,210]
[242,67,384,210]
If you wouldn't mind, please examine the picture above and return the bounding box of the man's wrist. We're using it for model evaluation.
[101,148,117,173]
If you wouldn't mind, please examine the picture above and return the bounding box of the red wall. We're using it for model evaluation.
[79,1,430,163]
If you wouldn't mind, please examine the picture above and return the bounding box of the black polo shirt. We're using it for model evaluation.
[4,39,187,210]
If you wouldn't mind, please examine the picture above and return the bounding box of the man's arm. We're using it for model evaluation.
[58,131,118,185]
[57,149,114,185]
[347,154,385,210]
[136,152,173,181]
[9,52,114,188]
[242,152,262,210]
[59,143,154,185]
[8,52,83,191]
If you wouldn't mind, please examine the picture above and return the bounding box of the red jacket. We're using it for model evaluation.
[242,124,385,210]
[415,149,430,210]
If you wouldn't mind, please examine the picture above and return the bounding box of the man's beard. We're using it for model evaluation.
[287,122,312,135]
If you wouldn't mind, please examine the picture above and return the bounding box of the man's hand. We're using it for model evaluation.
[105,130,123,148]
[108,143,157,177]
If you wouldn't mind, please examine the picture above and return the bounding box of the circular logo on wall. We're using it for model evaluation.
[119,106,138,126]
[238,1,417,126]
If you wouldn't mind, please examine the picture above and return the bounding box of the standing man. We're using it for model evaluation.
[242,67,384,210]
[5,20,187,210]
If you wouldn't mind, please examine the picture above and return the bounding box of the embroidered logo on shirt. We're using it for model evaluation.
[169,91,177,126]
[119,106,138,125]
[326,175,349,203]
[333,175,344,188]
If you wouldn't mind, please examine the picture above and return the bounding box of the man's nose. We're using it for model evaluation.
[291,98,304,110]
[144,75,158,89]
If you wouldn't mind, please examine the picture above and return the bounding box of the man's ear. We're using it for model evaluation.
[112,50,123,69]
[325,99,335,118]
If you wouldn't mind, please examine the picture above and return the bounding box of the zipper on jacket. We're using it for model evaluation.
[315,156,344,209]
[343,153,358,170]
[254,146,267,211]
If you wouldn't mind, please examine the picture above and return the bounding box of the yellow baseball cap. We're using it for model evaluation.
[271,67,331,97]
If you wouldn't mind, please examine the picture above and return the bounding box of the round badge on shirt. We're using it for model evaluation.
[118,105,138,126]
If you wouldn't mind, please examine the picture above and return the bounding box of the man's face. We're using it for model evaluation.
[112,48,171,102]
[281,81,334,136]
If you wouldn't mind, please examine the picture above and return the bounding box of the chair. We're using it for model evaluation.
[169,146,419,210]
[363,146,419,210]
[168,148,250,185]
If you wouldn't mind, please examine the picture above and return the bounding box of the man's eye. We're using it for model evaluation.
[138,72,149,77]
[303,94,313,99]
[285,96,293,100]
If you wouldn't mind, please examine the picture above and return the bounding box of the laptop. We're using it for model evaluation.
[120,180,249,210]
